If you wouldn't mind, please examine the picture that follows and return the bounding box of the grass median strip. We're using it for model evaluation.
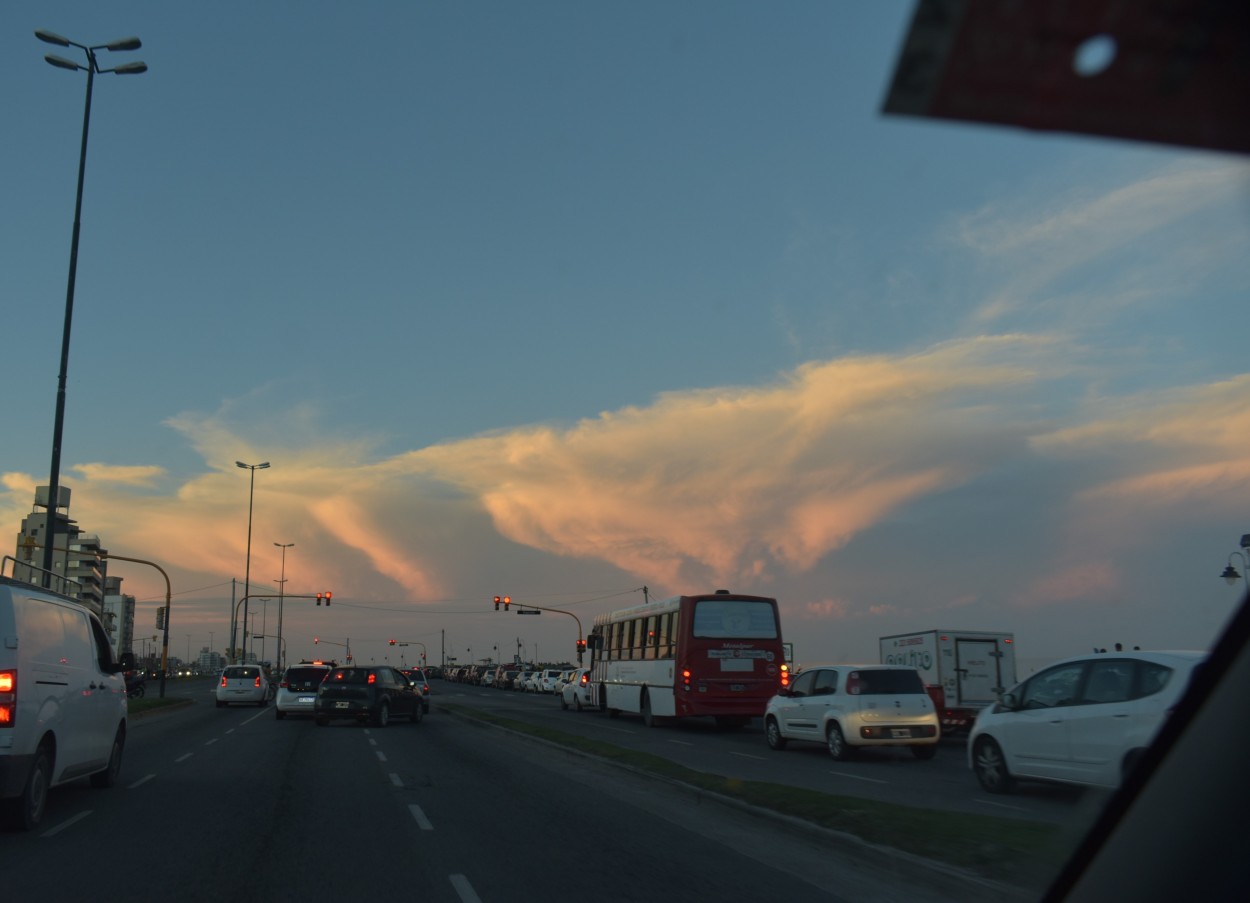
[441,703,1072,883]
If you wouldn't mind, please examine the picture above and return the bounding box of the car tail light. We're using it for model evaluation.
[253,676,262,689]
[579,672,589,687]
[220,675,228,688]
[0,671,15,727]
[846,672,863,695]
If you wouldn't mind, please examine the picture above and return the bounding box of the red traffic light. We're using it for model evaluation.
[314,637,320,644]
[494,595,501,611]
[389,639,396,646]
[503,595,511,611]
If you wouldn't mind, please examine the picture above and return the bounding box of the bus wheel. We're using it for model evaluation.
[598,684,610,715]
[641,691,655,728]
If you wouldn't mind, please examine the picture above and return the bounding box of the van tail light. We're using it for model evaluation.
[368,672,377,685]
[0,670,15,727]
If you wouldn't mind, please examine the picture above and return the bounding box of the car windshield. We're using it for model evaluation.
[5,2,1245,898]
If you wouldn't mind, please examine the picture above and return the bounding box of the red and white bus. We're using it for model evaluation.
[586,590,788,727]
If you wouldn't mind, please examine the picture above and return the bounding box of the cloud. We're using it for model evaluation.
[72,463,166,487]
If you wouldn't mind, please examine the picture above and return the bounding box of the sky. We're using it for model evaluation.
[2,2,1248,675]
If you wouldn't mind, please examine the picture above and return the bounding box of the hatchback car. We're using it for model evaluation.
[534,669,563,693]
[275,661,334,719]
[560,669,593,711]
[314,665,424,727]
[216,665,270,707]
[401,668,432,714]
[968,649,1204,793]
[763,665,939,760]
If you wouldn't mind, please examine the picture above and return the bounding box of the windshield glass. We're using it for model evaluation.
[3,2,1244,898]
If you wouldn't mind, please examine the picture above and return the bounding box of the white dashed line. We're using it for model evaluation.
[450,874,481,902]
[376,751,388,762]
[976,798,1030,812]
[409,804,434,830]
[41,811,91,837]
[390,773,404,787]
[668,739,693,746]
[830,770,888,784]
[175,753,194,763]
[205,738,218,746]
[128,774,155,789]
[729,751,767,761]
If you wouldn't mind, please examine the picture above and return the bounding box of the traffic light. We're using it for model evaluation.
[576,639,586,654]
[503,595,511,611]
[317,591,333,607]
[389,639,396,646]
[494,595,501,611]
[155,607,166,629]
[314,637,320,644]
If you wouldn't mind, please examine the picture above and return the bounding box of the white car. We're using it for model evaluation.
[534,668,564,693]
[274,661,333,719]
[560,669,593,711]
[216,664,270,707]
[968,649,1204,793]
[763,664,940,760]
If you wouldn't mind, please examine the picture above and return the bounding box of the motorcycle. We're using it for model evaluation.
[125,673,146,699]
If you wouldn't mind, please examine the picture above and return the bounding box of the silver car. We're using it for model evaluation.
[274,662,333,719]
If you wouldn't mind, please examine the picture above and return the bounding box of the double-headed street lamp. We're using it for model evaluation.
[35,30,146,585]
[236,461,270,663]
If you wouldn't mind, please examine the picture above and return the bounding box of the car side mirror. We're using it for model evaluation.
[1000,692,1019,711]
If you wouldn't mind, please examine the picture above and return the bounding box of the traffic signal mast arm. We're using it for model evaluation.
[492,598,585,664]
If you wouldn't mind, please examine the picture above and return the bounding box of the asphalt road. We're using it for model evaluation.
[0,680,1031,903]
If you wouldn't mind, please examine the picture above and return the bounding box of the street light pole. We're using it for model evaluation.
[275,542,294,673]
[236,461,270,663]
[34,30,146,585]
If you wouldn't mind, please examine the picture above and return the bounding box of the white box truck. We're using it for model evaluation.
[879,629,1015,733]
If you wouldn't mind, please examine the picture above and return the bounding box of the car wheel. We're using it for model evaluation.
[90,726,125,788]
[973,737,1014,793]
[574,695,583,712]
[826,722,853,761]
[765,717,788,751]
[275,709,286,720]
[374,701,391,727]
[258,694,268,707]
[410,700,422,724]
[560,693,569,710]
[641,691,656,728]
[911,743,938,760]
[10,743,52,830]
[216,699,226,708]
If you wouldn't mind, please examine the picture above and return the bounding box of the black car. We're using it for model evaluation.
[314,665,424,727]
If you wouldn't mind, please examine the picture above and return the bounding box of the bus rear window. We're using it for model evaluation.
[692,600,778,639]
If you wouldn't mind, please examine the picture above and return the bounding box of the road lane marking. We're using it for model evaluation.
[128,774,155,789]
[409,804,434,830]
[830,770,888,784]
[368,738,378,746]
[730,751,767,760]
[175,753,194,763]
[376,751,388,762]
[600,726,634,735]
[390,773,403,787]
[450,874,481,902]
[975,798,1031,812]
[668,739,693,746]
[41,811,91,837]
[205,738,218,746]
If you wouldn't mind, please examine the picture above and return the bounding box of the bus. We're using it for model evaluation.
[586,589,788,727]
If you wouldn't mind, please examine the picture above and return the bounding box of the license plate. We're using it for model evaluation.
[335,701,350,709]
[298,696,315,704]
[891,728,911,738]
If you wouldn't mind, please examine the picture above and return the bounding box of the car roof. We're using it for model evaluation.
[1029,650,1207,671]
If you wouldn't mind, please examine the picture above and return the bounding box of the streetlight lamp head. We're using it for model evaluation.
[44,54,82,72]
[1222,565,1242,586]
[105,37,142,52]
[112,61,148,75]
[35,29,72,47]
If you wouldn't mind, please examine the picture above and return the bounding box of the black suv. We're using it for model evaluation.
[314,665,424,727]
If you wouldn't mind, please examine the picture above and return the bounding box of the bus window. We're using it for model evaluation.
[661,611,675,657]
[692,599,778,639]
[644,616,657,660]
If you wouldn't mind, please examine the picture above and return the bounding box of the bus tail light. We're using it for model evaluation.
[0,670,15,727]
[681,669,692,690]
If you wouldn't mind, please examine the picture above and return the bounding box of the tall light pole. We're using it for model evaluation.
[35,30,146,585]
[274,541,294,673]
[236,460,270,662]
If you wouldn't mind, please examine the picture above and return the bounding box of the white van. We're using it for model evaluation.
[0,575,133,829]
